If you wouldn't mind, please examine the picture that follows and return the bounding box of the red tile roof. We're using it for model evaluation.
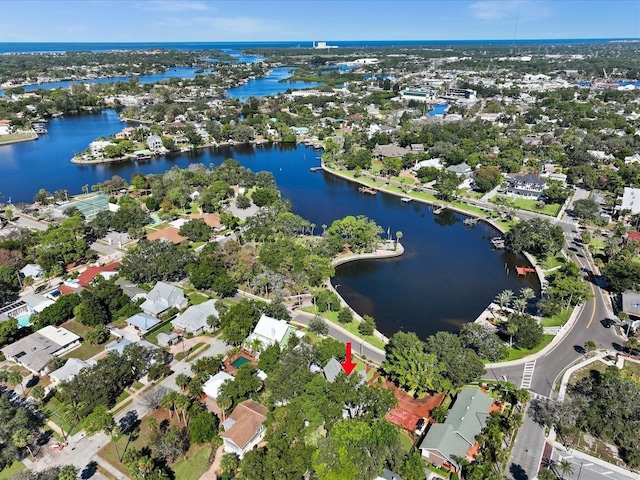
[147,227,188,244]
[78,262,121,287]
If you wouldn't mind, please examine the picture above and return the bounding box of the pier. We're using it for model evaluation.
[490,237,505,249]
[400,197,412,203]
[516,266,536,276]
[310,166,322,172]
[463,218,478,227]
[358,186,377,195]
[433,206,445,215]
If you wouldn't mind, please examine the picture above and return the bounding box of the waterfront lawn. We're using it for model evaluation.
[541,308,572,327]
[508,198,561,217]
[300,306,385,350]
[505,334,554,361]
[0,461,25,480]
[0,132,37,145]
[539,253,564,271]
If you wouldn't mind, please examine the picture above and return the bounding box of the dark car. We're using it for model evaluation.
[601,318,616,328]
[415,417,427,435]
[35,285,47,293]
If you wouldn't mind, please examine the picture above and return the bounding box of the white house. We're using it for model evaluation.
[246,314,296,351]
[49,358,91,387]
[147,135,164,152]
[140,282,187,317]
[202,371,234,400]
[220,400,268,458]
[0,119,13,135]
[20,264,45,280]
[89,140,115,157]
[171,299,218,335]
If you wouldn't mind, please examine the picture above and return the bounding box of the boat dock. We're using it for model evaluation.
[463,218,478,227]
[401,197,412,203]
[516,266,536,276]
[310,166,322,172]
[490,237,505,249]
[358,186,377,195]
[433,206,445,215]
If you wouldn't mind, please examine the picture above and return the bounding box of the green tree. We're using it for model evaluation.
[309,316,329,336]
[557,459,574,479]
[474,165,502,192]
[189,411,219,444]
[12,428,34,458]
[338,307,353,324]
[358,315,376,336]
[58,465,79,480]
[508,314,544,349]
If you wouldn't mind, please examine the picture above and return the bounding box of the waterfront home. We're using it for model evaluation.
[2,326,81,375]
[140,282,187,317]
[146,135,164,152]
[89,140,115,157]
[419,388,494,472]
[505,173,547,199]
[373,143,410,160]
[220,399,268,458]
[171,299,218,335]
[0,119,13,135]
[20,263,45,281]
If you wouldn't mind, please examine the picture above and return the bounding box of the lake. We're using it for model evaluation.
[0,109,537,338]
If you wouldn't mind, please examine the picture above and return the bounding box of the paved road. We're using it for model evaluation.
[551,445,639,480]
[292,311,386,364]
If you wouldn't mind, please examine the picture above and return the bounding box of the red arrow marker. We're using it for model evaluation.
[340,342,357,375]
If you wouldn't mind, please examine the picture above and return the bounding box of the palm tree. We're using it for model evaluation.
[217,393,232,421]
[626,336,640,355]
[512,297,527,314]
[506,322,518,348]
[64,400,86,438]
[160,390,178,419]
[520,287,535,301]
[495,290,514,312]
[175,373,191,391]
[12,428,34,458]
[557,458,574,479]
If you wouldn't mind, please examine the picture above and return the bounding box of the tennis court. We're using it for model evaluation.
[61,194,111,218]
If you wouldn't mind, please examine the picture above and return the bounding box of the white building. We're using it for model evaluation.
[246,315,296,351]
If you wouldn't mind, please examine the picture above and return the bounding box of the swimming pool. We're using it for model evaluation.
[17,315,31,328]
[231,356,251,368]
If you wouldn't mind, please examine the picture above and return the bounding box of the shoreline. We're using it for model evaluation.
[0,132,38,146]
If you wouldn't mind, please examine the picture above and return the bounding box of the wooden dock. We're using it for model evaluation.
[359,186,377,195]
[401,197,412,203]
[516,266,536,276]
[463,218,478,227]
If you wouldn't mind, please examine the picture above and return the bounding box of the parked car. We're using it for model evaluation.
[415,417,427,435]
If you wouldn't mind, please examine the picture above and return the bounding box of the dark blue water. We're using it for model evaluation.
[227,67,322,100]
[0,67,209,97]
[0,110,537,338]
[0,39,635,54]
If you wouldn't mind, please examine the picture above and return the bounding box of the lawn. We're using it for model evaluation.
[539,253,565,271]
[0,132,37,144]
[61,319,94,338]
[144,320,174,346]
[505,335,554,361]
[43,397,86,438]
[505,198,561,217]
[300,306,386,350]
[541,308,572,327]
[0,461,25,480]
[589,237,606,257]
[60,340,107,361]
[115,391,130,405]
[189,292,209,305]
[111,399,133,415]
[172,444,213,480]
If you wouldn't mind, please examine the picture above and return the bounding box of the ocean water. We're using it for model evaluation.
[0,38,635,54]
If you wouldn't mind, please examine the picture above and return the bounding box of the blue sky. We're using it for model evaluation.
[0,0,638,43]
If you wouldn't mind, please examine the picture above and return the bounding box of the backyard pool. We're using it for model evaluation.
[230,356,251,369]
[17,315,31,328]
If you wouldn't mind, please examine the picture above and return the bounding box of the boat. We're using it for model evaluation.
[400,197,412,203]
[433,206,445,215]
[490,237,505,249]
[358,186,377,195]
[463,218,478,227]
[310,167,322,172]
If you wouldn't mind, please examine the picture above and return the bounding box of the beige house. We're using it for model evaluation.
[220,400,268,458]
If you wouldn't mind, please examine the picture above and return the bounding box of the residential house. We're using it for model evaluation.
[157,332,181,347]
[624,153,640,165]
[323,357,367,385]
[587,150,615,162]
[125,313,160,334]
[146,227,188,245]
[446,163,473,178]
[1,326,81,374]
[0,119,13,135]
[77,261,121,288]
[373,144,409,160]
[505,174,547,199]
[89,140,115,157]
[246,314,296,351]
[202,371,234,400]
[20,264,45,281]
[171,299,218,335]
[419,388,493,472]
[189,213,222,229]
[220,399,268,458]
[115,279,147,302]
[49,358,91,387]
[21,294,55,313]
[140,282,187,317]
[374,469,404,480]
[147,135,164,152]
[105,338,157,356]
